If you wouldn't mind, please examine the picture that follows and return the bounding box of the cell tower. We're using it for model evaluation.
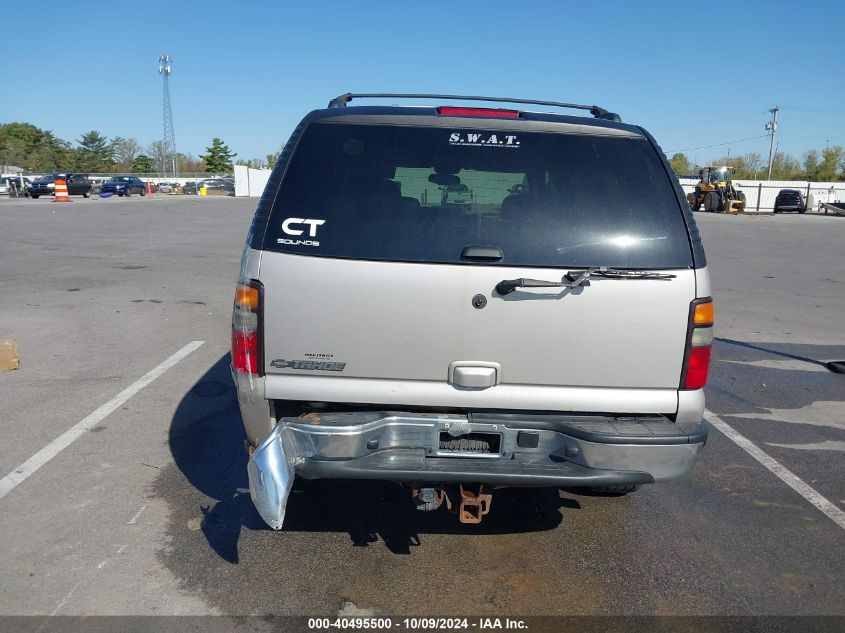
[158,55,177,178]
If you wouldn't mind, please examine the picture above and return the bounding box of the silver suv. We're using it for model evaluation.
[233,94,713,529]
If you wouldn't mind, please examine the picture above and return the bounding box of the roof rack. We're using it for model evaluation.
[327,93,621,121]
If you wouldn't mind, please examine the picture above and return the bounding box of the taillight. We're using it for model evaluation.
[436,106,521,118]
[681,298,713,390]
[232,280,263,375]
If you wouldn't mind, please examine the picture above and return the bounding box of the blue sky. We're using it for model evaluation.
[2,0,843,164]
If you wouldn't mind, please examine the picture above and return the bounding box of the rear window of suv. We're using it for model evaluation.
[261,121,693,269]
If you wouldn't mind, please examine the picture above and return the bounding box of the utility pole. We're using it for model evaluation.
[159,55,177,179]
[765,106,779,180]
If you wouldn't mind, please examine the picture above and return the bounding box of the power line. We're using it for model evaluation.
[669,134,769,154]
[658,110,770,134]
[780,105,845,114]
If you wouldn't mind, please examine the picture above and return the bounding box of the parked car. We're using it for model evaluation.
[0,176,33,196]
[29,174,92,198]
[773,189,806,213]
[440,181,473,205]
[200,178,235,193]
[157,182,177,193]
[233,93,713,530]
[181,181,198,195]
[100,176,147,197]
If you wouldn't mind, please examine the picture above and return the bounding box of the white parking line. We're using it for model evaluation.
[0,340,204,502]
[704,409,845,530]
[128,505,147,525]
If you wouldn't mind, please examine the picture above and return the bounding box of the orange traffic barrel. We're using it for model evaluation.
[53,179,70,202]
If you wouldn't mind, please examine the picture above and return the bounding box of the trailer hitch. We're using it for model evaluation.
[458,484,493,524]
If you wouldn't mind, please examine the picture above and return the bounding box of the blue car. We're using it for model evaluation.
[100,176,147,197]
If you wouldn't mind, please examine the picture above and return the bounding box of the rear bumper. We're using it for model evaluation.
[247,411,707,529]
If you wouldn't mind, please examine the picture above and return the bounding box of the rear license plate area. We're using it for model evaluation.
[437,432,502,456]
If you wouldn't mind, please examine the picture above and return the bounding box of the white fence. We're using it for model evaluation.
[679,178,845,213]
[225,168,845,207]
[233,165,271,197]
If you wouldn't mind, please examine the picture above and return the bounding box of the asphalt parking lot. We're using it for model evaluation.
[0,195,843,618]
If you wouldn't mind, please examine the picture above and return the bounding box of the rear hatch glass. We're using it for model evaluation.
[262,122,693,268]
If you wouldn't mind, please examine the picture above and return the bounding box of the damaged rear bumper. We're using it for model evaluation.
[247,411,707,530]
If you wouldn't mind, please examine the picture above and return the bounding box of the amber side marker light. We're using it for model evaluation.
[693,301,715,326]
[235,285,260,310]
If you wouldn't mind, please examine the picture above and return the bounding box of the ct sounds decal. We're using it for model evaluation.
[277,217,326,247]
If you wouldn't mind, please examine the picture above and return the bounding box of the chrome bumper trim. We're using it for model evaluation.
[247,412,706,529]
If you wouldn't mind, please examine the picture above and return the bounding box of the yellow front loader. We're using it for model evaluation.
[687,166,746,214]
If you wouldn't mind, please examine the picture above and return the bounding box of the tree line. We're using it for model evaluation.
[669,146,845,181]
[0,122,267,175]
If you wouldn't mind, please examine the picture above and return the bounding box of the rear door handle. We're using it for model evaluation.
[449,361,500,389]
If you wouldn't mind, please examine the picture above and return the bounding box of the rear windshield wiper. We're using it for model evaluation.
[495,267,676,296]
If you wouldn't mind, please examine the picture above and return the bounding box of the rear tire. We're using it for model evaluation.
[31,194,39,199]
[688,193,699,211]
[589,484,641,495]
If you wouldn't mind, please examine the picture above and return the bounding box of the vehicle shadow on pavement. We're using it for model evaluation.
[282,479,573,554]
[163,355,577,562]
[163,354,261,564]
[715,338,845,371]
[709,339,845,415]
